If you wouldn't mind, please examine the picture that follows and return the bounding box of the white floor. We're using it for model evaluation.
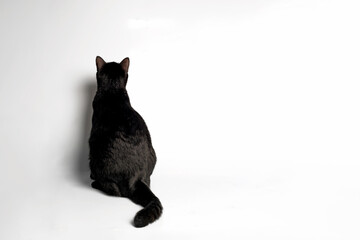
[1,0,360,239]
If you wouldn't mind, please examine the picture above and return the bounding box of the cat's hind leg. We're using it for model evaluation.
[91,180,121,197]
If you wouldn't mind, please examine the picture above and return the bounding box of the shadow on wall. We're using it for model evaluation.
[75,79,97,187]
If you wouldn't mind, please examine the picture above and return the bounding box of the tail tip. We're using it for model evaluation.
[133,213,150,228]
[133,201,163,228]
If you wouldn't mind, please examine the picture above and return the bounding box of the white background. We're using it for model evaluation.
[0,0,359,239]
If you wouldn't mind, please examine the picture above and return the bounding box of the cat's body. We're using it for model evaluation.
[89,56,162,227]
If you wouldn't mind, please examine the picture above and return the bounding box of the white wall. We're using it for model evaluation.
[1,0,359,239]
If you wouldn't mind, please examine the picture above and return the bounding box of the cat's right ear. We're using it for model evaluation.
[96,56,106,72]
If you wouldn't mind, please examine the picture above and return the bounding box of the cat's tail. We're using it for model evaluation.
[129,180,163,228]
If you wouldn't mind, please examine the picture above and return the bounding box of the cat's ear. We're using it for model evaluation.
[120,57,130,73]
[96,56,106,72]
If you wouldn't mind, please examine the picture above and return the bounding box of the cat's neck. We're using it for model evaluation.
[97,88,131,107]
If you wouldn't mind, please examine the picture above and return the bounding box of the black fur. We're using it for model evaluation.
[89,56,162,227]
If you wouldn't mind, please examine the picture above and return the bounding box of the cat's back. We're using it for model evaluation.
[89,90,154,158]
[89,90,156,181]
[91,91,145,138]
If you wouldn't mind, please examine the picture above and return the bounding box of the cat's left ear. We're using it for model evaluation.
[96,56,106,72]
[120,57,130,73]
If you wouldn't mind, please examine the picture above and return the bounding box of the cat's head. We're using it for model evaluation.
[95,56,130,91]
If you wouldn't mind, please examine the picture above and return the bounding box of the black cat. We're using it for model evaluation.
[89,56,162,228]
